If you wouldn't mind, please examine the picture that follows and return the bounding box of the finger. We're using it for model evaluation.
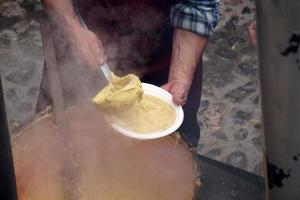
[96,40,106,65]
[172,92,187,105]
[161,83,171,92]
[90,42,103,67]
[80,46,99,70]
[170,88,187,105]
[82,45,99,70]
[87,33,105,67]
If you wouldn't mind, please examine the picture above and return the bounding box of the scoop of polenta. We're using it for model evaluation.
[92,73,143,113]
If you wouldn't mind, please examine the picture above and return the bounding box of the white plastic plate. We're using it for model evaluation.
[109,83,184,140]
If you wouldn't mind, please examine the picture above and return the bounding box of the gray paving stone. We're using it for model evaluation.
[234,128,249,141]
[27,86,39,97]
[205,147,223,159]
[254,123,262,130]
[0,1,26,19]
[198,99,210,114]
[227,35,248,51]
[253,95,259,104]
[242,6,252,14]
[254,162,264,177]
[224,16,240,31]
[238,62,257,76]
[233,110,253,125]
[225,151,248,170]
[225,81,257,103]
[203,62,236,88]
[5,86,18,102]
[6,64,35,85]
[17,101,33,113]
[252,136,263,151]
[0,29,18,48]
[212,130,228,141]
[214,45,237,60]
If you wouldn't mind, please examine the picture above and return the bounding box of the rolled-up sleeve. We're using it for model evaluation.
[170,0,220,37]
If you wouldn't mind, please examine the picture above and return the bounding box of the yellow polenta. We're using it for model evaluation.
[92,73,143,112]
[112,94,176,133]
[92,73,176,133]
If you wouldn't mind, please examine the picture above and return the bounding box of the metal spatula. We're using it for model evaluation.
[100,63,111,81]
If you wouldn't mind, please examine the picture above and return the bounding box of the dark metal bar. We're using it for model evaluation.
[0,78,18,200]
[256,0,300,199]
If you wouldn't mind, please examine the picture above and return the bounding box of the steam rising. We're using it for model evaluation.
[46,3,166,107]
[86,4,165,73]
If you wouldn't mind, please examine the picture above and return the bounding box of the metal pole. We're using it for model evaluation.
[0,78,19,200]
[256,0,300,199]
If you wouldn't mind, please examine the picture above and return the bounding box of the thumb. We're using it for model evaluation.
[96,40,107,65]
[161,82,172,92]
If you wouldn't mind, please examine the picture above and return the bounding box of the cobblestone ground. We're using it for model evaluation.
[0,0,43,128]
[198,0,263,176]
[0,0,263,176]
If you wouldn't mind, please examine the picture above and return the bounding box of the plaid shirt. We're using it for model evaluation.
[171,0,220,37]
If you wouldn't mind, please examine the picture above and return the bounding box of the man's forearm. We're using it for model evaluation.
[42,0,80,30]
[42,0,106,68]
[169,29,208,87]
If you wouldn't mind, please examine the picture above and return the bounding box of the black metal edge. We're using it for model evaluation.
[197,154,265,187]
[0,78,19,200]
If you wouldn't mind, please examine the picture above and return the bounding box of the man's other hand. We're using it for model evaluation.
[68,24,106,70]
[162,81,189,105]
[163,29,207,106]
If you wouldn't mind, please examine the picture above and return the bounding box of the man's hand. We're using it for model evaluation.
[162,81,189,105]
[162,29,207,105]
[68,23,106,70]
[42,0,106,70]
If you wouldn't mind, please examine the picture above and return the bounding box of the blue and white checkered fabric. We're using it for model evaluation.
[170,0,220,37]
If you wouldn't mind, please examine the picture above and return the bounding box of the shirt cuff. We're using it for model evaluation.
[170,2,220,37]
